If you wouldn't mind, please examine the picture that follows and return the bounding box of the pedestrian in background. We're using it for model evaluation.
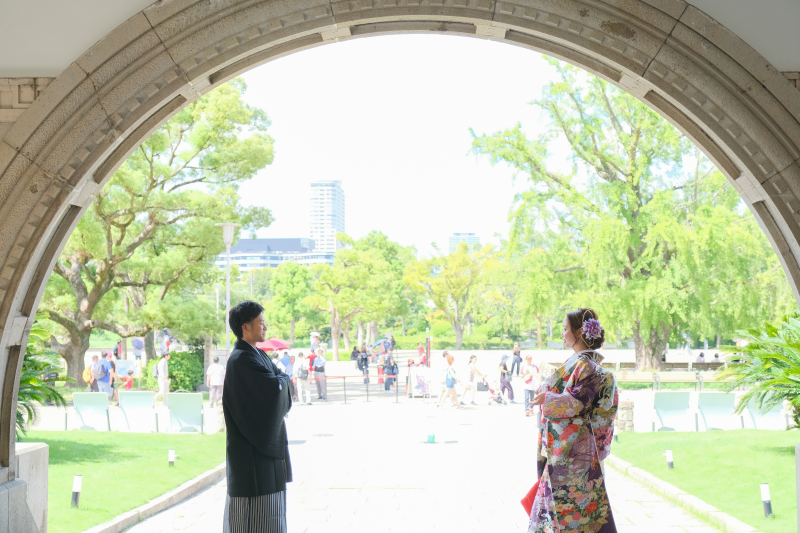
[314,349,327,401]
[461,355,485,406]
[295,353,312,405]
[96,352,113,399]
[384,353,398,392]
[87,355,100,392]
[437,351,450,405]
[285,356,298,402]
[359,344,369,384]
[520,355,540,416]
[207,356,226,408]
[512,342,522,376]
[499,354,515,403]
[377,350,385,386]
[154,353,171,405]
[438,354,462,409]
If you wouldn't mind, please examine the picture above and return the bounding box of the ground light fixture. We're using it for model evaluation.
[760,483,772,518]
[169,449,176,467]
[613,425,618,442]
[665,449,674,469]
[71,475,82,508]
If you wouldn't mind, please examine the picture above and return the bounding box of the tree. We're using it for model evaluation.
[265,262,311,344]
[404,242,496,349]
[307,234,393,360]
[41,79,275,385]
[472,60,795,369]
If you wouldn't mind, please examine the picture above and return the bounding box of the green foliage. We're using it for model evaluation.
[719,312,800,426]
[17,321,71,438]
[264,262,312,342]
[472,59,796,368]
[431,321,452,337]
[168,348,205,392]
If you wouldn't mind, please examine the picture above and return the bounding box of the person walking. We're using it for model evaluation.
[223,300,292,533]
[436,351,450,405]
[377,350,385,386]
[153,353,171,405]
[295,353,312,405]
[313,349,327,401]
[512,342,523,376]
[88,355,100,392]
[461,355,486,406]
[206,356,226,408]
[384,353,398,392]
[499,355,515,403]
[359,343,369,385]
[438,354,462,409]
[285,356,298,402]
[524,307,618,533]
[96,353,113,399]
[108,352,121,405]
[520,355,540,416]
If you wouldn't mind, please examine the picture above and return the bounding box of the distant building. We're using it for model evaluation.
[448,232,480,253]
[310,180,345,253]
[215,238,334,271]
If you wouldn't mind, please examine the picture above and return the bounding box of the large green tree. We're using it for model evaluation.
[265,261,312,344]
[473,61,794,369]
[42,79,274,384]
[404,242,496,349]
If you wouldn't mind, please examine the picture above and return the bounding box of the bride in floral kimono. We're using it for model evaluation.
[527,308,618,533]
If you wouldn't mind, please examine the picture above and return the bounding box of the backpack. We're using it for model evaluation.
[93,361,107,381]
[445,368,455,389]
[82,367,91,383]
[297,365,309,380]
[153,359,160,379]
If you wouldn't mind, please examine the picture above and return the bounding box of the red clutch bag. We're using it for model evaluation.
[521,479,540,516]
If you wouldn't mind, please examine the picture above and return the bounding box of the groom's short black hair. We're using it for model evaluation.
[229,300,264,339]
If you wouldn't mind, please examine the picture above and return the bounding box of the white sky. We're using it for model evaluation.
[238,34,561,258]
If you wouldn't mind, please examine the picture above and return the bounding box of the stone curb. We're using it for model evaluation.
[82,462,226,533]
[605,455,759,533]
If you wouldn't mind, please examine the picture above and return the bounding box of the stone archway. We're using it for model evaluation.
[2,1,800,528]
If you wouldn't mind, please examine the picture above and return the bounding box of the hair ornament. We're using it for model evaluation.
[582,318,604,340]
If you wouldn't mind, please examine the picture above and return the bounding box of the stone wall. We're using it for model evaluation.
[0,78,53,141]
[616,401,634,432]
[783,72,800,90]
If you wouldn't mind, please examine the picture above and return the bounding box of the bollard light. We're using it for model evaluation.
[168,449,176,467]
[71,475,82,508]
[761,483,772,518]
[666,449,674,469]
[613,425,619,442]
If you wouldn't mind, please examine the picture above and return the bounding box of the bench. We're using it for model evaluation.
[119,391,158,433]
[654,392,691,431]
[654,371,700,391]
[692,362,725,371]
[662,362,690,371]
[697,392,738,431]
[615,371,656,389]
[167,392,204,433]
[72,392,111,431]
[748,395,788,430]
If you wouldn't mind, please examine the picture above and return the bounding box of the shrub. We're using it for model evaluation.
[141,348,204,392]
[431,321,453,337]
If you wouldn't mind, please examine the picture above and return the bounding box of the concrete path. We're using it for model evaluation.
[122,393,719,533]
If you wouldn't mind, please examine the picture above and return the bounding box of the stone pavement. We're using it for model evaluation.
[123,392,719,533]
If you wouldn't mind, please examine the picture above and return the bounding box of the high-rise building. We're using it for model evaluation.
[215,238,335,271]
[449,232,480,252]
[310,180,345,253]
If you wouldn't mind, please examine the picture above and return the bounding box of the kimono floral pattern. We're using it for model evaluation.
[529,350,619,533]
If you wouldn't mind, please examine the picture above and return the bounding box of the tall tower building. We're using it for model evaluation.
[310,180,345,253]
[449,232,480,252]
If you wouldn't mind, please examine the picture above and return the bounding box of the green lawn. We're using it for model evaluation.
[612,430,798,533]
[21,430,225,533]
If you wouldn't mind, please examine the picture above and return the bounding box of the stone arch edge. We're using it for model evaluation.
[1,0,800,487]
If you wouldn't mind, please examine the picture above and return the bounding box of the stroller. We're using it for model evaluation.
[486,379,507,405]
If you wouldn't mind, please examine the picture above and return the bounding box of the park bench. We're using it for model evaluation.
[618,362,636,371]
[600,362,618,371]
[167,392,204,433]
[697,392,738,431]
[747,395,789,430]
[654,392,691,431]
[692,362,725,371]
[662,362,690,371]
[72,392,111,431]
[696,371,735,390]
[654,371,700,391]
[119,391,158,433]
[614,371,656,389]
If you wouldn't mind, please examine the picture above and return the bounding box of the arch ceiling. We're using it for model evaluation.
[1,1,800,522]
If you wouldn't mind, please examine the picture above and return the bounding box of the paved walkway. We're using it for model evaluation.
[123,394,719,533]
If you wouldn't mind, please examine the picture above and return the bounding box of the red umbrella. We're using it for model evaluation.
[255,338,290,351]
[270,337,293,347]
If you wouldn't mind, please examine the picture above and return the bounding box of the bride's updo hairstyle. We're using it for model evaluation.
[566,308,605,349]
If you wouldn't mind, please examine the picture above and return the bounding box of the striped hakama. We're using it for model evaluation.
[223,491,287,533]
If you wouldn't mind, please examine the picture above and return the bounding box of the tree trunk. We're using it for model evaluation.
[145,330,156,362]
[55,331,92,388]
[537,316,543,350]
[402,316,406,336]
[716,334,721,348]
[289,317,296,345]
[204,336,213,369]
[547,318,552,340]
[120,339,128,360]
[357,322,364,348]
[465,313,472,335]
[366,321,373,347]
[343,319,351,352]
[453,322,464,350]
[632,321,668,371]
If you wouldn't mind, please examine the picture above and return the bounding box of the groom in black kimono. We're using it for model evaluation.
[223,300,293,533]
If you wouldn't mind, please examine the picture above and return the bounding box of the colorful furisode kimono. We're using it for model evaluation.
[528,349,618,533]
